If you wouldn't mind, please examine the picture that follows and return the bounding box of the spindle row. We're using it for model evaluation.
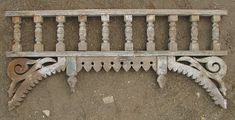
[11,14,222,52]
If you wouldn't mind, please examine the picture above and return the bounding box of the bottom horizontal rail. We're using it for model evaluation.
[6,51,228,57]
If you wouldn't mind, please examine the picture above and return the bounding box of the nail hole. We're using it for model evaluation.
[111,62,114,65]
[91,62,94,65]
[130,62,133,64]
[150,61,153,64]
[120,62,124,65]
[101,62,104,65]
[81,62,85,65]
[140,61,143,64]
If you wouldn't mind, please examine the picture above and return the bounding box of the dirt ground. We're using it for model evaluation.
[0,0,235,120]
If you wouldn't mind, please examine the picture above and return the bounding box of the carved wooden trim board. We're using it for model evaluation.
[5,9,228,110]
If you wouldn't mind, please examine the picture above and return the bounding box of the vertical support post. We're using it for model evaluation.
[157,56,167,88]
[78,16,87,50]
[124,15,133,51]
[190,15,199,51]
[168,15,178,51]
[101,15,110,51]
[146,15,155,51]
[33,15,44,51]
[66,57,77,93]
[56,16,66,51]
[212,15,221,50]
[12,17,22,52]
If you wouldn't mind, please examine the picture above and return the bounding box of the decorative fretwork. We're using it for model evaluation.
[168,56,227,108]
[5,9,228,110]
[7,57,66,110]
[76,57,157,72]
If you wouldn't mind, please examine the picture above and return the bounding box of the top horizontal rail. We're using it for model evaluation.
[5,9,228,17]
[6,51,228,57]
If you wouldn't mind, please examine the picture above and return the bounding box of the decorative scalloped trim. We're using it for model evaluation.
[77,57,157,72]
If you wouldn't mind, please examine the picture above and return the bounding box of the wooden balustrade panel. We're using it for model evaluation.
[5,9,229,110]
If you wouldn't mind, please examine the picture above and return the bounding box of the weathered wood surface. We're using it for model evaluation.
[101,15,110,51]
[212,15,221,50]
[66,57,77,92]
[146,15,155,51]
[7,57,66,110]
[168,56,227,109]
[78,15,87,50]
[124,15,133,51]
[12,17,22,52]
[33,15,44,51]
[6,51,228,57]
[56,16,66,51]
[190,15,199,50]
[77,56,157,72]
[5,9,228,17]
[168,15,178,51]
[5,9,229,110]
[157,56,167,88]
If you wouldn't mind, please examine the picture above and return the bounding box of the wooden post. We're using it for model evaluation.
[12,17,22,52]
[212,15,221,50]
[34,15,44,51]
[146,15,155,51]
[168,15,178,51]
[190,15,199,51]
[124,15,133,51]
[56,16,66,51]
[66,57,77,93]
[101,15,110,51]
[78,15,87,50]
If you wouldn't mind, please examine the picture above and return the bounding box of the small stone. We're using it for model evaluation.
[201,116,206,120]
[196,92,200,98]
[103,96,114,104]
[42,110,50,117]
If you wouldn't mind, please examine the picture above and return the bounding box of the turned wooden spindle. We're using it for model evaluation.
[12,17,22,52]
[190,15,199,51]
[78,16,87,50]
[124,15,133,51]
[34,15,44,51]
[146,15,155,51]
[101,15,110,51]
[56,16,66,51]
[168,15,178,51]
[212,15,221,50]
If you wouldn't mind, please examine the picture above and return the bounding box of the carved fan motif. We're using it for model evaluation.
[7,57,66,110]
[168,56,227,108]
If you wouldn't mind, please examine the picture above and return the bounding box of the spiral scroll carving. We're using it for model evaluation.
[168,56,227,109]
[7,57,66,110]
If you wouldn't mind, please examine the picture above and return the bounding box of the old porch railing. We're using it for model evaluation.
[5,9,228,110]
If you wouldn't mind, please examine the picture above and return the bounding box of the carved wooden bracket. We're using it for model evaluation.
[5,9,228,110]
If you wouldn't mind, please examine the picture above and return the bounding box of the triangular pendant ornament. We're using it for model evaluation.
[93,61,102,72]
